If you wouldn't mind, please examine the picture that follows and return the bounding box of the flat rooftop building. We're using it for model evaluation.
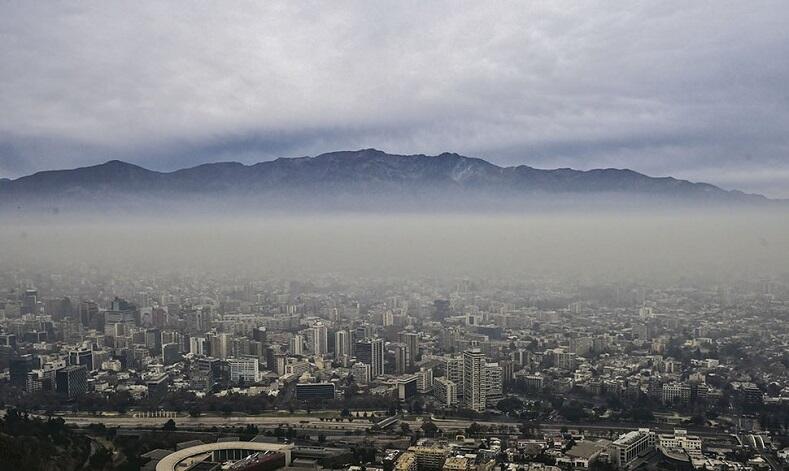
[609,429,655,470]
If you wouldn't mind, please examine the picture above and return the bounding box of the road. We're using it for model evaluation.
[748,433,782,471]
[32,413,373,432]
[399,415,733,439]
[31,411,735,440]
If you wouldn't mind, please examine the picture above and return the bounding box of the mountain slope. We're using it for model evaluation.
[0,149,770,211]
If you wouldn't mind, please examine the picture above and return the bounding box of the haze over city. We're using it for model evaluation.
[1,3,788,471]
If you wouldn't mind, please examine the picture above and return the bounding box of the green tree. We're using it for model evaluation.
[559,401,588,422]
[466,422,484,436]
[421,420,439,437]
[496,397,524,414]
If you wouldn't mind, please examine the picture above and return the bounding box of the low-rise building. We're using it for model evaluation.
[395,452,418,471]
[295,382,336,400]
[658,429,702,458]
[408,445,449,471]
[558,440,607,468]
[442,456,471,471]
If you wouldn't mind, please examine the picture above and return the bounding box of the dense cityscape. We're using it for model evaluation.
[4,2,789,471]
[1,269,787,471]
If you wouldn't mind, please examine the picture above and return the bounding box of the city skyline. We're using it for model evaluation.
[1,3,788,471]
[2,268,787,470]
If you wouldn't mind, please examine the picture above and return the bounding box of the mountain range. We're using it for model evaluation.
[0,149,773,212]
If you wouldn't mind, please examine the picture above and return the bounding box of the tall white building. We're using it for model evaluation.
[552,348,577,370]
[462,348,486,412]
[211,333,231,360]
[484,362,503,406]
[417,367,433,393]
[444,355,463,385]
[335,330,350,359]
[356,338,385,378]
[400,331,420,365]
[393,342,410,374]
[289,334,304,355]
[189,337,206,355]
[434,377,458,406]
[312,323,328,355]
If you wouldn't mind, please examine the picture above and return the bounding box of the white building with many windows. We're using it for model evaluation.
[433,377,458,406]
[658,429,702,457]
[462,349,486,412]
[609,428,656,470]
[228,357,259,383]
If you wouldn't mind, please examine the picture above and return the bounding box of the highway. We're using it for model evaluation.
[30,413,374,432]
[29,411,735,440]
[748,433,782,471]
[413,416,735,439]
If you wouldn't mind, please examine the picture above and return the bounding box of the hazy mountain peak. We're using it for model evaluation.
[0,150,773,212]
[84,159,155,174]
[312,148,388,160]
[103,159,136,167]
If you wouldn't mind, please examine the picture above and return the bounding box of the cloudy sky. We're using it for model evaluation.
[1,2,788,196]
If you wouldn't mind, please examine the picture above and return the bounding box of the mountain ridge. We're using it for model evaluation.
[0,149,773,210]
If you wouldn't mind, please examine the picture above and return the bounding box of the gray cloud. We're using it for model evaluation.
[1,1,788,195]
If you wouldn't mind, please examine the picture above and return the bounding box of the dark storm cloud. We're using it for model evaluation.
[1,1,788,195]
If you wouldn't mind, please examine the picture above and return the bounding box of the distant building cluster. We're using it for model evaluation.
[1,273,788,471]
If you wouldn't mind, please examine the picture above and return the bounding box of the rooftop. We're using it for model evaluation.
[565,441,606,460]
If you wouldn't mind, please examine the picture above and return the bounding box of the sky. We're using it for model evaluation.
[1,2,789,197]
